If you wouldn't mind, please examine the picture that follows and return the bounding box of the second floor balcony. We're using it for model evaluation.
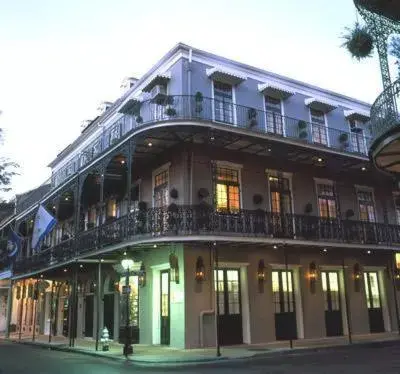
[52,95,371,189]
[10,205,400,276]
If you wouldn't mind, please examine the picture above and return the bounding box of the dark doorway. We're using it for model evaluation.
[272,270,297,340]
[84,295,94,337]
[215,269,243,345]
[160,270,170,345]
[322,271,343,336]
[103,294,115,339]
[364,272,385,333]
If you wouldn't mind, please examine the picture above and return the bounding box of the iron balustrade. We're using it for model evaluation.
[52,95,372,189]
[11,206,400,275]
[369,78,400,144]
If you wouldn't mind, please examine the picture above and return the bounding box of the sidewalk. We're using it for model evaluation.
[1,332,400,367]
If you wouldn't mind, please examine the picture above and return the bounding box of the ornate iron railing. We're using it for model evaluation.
[12,206,400,275]
[369,78,400,145]
[52,95,371,189]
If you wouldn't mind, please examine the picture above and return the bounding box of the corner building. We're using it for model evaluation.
[2,43,400,349]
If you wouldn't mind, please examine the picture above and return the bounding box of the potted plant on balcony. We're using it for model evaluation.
[345,209,354,219]
[341,23,374,61]
[247,108,258,128]
[167,203,180,230]
[165,96,176,117]
[298,120,308,139]
[253,194,263,205]
[136,201,147,234]
[339,133,349,150]
[195,91,203,115]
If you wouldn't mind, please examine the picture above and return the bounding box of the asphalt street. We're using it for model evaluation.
[1,340,400,373]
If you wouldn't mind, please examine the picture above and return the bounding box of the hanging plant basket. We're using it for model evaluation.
[198,188,210,199]
[253,194,263,205]
[170,188,178,199]
[342,23,374,61]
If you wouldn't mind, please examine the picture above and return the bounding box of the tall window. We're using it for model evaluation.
[357,189,376,222]
[269,176,292,215]
[394,193,400,225]
[265,96,283,135]
[214,81,234,123]
[310,109,327,145]
[349,119,366,154]
[317,184,337,219]
[215,166,240,213]
[154,170,169,208]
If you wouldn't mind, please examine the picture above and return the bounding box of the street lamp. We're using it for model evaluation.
[121,258,134,357]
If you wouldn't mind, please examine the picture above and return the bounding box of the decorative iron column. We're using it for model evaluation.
[342,254,353,344]
[5,279,13,339]
[95,259,102,351]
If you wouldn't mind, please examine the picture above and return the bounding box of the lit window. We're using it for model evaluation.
[154,169,169,208]
[317,184,337,219]
[357,190,376,222]
[215,166,240,213]
[269,176,292,214]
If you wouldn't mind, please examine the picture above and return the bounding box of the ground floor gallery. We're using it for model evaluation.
[2,242,400,349]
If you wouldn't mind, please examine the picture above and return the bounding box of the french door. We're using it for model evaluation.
[215,269,243,345]
[322,271,343,336]
[272,270,297,340]
[160,270,170,345]
[84,295,94,337]
[213,81,234,124]
[364,272,384,333]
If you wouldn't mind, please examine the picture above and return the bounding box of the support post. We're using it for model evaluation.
[126,140,133,215]
[342,256,352,344]
[32,277,39,342]
[389,256,400,335]
[5,280,13,339]
[123,266,133,357]
[18,280,25,341]
[69,261,79,347]
[283,246,293,349]
[213,242,221,357]
[48,281,55,343]
[95,260,102,351]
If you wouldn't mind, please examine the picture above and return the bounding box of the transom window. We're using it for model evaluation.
[317,184,337,219]
[215,166,240,213]
[357,190,376,222]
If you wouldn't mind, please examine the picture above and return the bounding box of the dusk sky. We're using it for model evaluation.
[0,0,396,199]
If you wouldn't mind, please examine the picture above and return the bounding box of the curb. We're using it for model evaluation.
[6,337,400,368]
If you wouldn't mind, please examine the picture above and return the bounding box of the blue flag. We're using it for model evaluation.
[7,229,22,258]
[31,204,57,251]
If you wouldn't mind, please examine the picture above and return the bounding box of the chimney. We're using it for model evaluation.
[120,77,138,94]
[97,101,113,115]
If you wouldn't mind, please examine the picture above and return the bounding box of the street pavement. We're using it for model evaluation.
[1,340,400,373]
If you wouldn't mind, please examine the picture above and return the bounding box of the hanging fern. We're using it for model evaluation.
[342,23,374,61]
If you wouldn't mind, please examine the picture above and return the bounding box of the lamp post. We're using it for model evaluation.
[121,258,134,357]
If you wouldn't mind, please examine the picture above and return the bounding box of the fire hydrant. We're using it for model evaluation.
[100,326,110,351]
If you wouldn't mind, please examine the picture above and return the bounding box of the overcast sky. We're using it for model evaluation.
[0,0,396,199]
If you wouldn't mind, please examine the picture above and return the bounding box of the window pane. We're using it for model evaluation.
[214,270,225,315]
[271,192,281,213]
[322,272,327,291]
[227,270,240,315]
[364,274,370,308]
[228,186,240,212]
[216,184,228,211]
[368,273,381,308]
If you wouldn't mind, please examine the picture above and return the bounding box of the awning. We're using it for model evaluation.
[142,73,171,93]
[258,82,295,100]
[206,67,247,85]
[305,97,338,113]
[344,109,370,122]
[119,99,142,114]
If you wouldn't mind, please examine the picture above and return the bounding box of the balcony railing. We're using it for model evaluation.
[12,206,400,275]
[369,78,400,145]
[52,95,371,189]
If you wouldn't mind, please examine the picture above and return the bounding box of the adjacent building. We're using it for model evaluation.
[1,43,400,349]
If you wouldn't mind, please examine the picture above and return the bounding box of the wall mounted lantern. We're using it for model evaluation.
[138,263,146,288]
[309,262,317,294]
[195,256,205,282]
[353,263,362,292]
[257,260,266,283]
[169,253,180,284]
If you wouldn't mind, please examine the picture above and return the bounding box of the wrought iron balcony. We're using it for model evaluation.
[12,206,400,275]
[52,95,371,189]
[369,78,400,173]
